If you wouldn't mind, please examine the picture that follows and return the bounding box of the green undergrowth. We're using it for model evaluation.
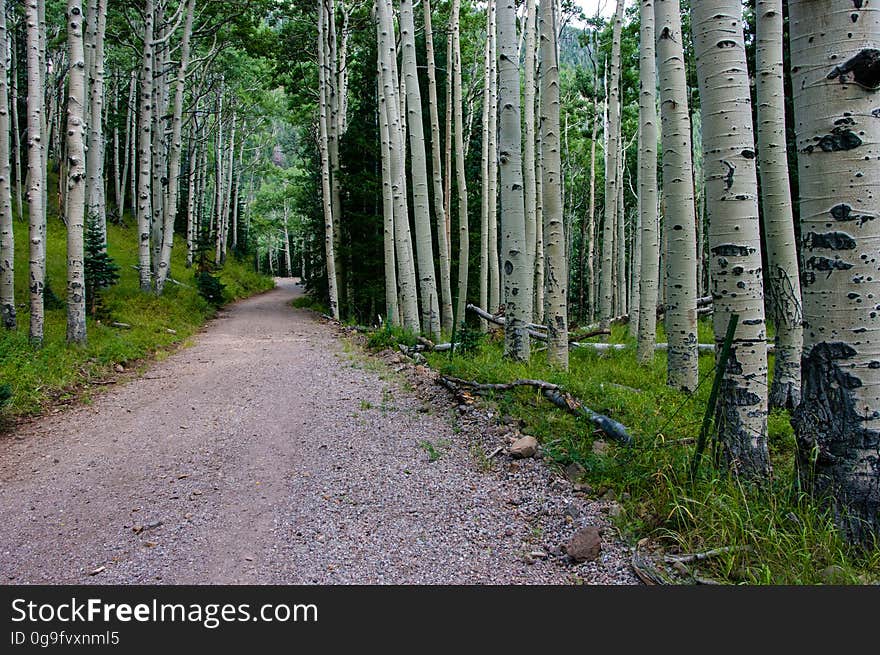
[290,295,329,315]
[381,320,880,585]
[0,213,274,418]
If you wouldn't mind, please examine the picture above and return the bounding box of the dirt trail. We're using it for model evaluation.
[0,279,636,584]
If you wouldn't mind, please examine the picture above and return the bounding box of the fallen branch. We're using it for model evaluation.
[467,304,610,344]
[438,375,633,446]
[111,322,132,329]
[664,545,751,565]
[466,304,550,340]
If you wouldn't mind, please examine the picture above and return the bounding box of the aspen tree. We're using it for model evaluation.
[790,0,880,540]
[656,0,698,391]
[136,0,155,291]
[523,0,537,323]
[0,5,14,329]
[378,60,399,326]
[480,2,492,331]
[26,0,46,344]
[452,0,469,327]
[318,0,340,318]
[693,0,770,477]
[756,0,803,410]
[487,4,500,314]
[85,0,106,243]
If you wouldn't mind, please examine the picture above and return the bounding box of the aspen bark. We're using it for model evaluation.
[10,35,22,224]
[0,6,14,329]
[635,0,659,364]
[452,0,469,327]
[156,0,196,294]
[497,0,528,360]
[488,5,500,314]
[136,0,154,291]
[318,0,339,318]
[400,0,441,339]
[790,0,880,541]
[599,0,625,329]
[377,0,419,332]
[756,0,803,410]
[378,64,399,326]
[539,0,567,369]
[479,2,493,332]
[85,0,106,242]
[423,0,453,334]
[656,0,698,391]
[65,0,87,343]
[692,0,770,478]
[522,0,537,323]
[26,0,46,344]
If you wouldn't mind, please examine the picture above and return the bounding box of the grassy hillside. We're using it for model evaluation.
[0,211,274,417]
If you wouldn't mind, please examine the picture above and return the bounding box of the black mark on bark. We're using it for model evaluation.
[804,231,857,251]
[827,48,880,90]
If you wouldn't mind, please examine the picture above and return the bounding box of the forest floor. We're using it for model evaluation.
[0,278,637,584]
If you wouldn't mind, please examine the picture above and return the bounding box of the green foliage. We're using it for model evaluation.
[455,321,485,356]
[84,217,120,317]
[0,383,11,410]
[365,322,419,351]
[426,335,880,585]
[195,271,227,307]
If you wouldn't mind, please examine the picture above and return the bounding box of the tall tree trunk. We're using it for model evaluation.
[539,0,567,369]
[423,0,453,334]
[616,143,626,315]
[86,0,106,243]
[10,35,23,224]
[522,0,537,323]
[318,0,340,318]
[756,0,803,411]
[452,0,469,328]
[0,6,15,329]
[656,0,698,391]
[692,0,770,478]
[599,0,625,329]
[479,1,493,332]
[497,0,528,360]
[636,0,659,364]
[185,122,198,268]
[377,0,419,332]
[400,0,440,339]
[327,0,344,312]
[378,65,399,326]
[65,0,87,343]
[487,5,500,315]
[156,0,196,294]
[136,0,155,291]
[26,0,46,344]
[790,0,880,541]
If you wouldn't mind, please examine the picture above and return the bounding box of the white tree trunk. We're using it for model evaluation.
[656,0,698,391]
[522,0,537,323]
[0,6,15,329]
[452,0,469,328]
[692,0,770,478]
[26,0,46,344]
[636,0,659,364]
[487,5,500,315]
[399,0,440,340]
[136,0,154,291]
[423,0,453,334]
[156,0,196,294]
[377,0,419,332]
[790,0,880,541]
[378,65,399,326]
[756,0,803,411]
[479,2,493,332]
[539,0,567,369]
[85,0,106,243]
[65,0,87,343]
[318,0,340,318]
[497,0,528,360]
[599,0,625,330]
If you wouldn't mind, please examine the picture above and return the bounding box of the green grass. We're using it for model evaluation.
[0,212,274,417]
[415,323,880,585]
[291,295,328,314]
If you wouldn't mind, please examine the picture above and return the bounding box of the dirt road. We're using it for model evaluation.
[0,279,636,584]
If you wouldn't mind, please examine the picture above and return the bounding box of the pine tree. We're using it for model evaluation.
[84,216,119,317]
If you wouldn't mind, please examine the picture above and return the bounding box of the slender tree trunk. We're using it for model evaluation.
[756,0,803,411]
[790,0,880,541]
[423,0,453,335]
[136,0,155,291]
[479,2,492,332]
[185,123,198,267]
[327,0,344,311]
[452,0,469,328]
[10,35,23,225]
[377,65,399,326]
[377,0,419,332]
[65,0,87,343]
[318,0,340,318]
[156,0,196,294]
[539,0,567,369]
[636,0,659,364]
[112,73,121,215]
[0,6,15,329]
[599,0,625,330]
[616,143,626,315]
[127,69,137,221]
[497,0,528,360]
[522,0,537,323]
[86,0,106,242]
[400,0,440,339]
[26,0,46,344]
[444,20,453,256]
[534,123,544,323]
[692,0,770,478]
[657,0,698,391]
[488,5,500,314]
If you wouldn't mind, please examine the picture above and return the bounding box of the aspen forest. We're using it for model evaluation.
[0,0,879,588]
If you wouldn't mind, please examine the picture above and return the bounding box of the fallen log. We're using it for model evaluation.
[466,304,610,343]
[438,375,633,446]
[466,304,550,340]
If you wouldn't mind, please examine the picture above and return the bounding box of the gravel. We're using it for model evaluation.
[0,279,638,585]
